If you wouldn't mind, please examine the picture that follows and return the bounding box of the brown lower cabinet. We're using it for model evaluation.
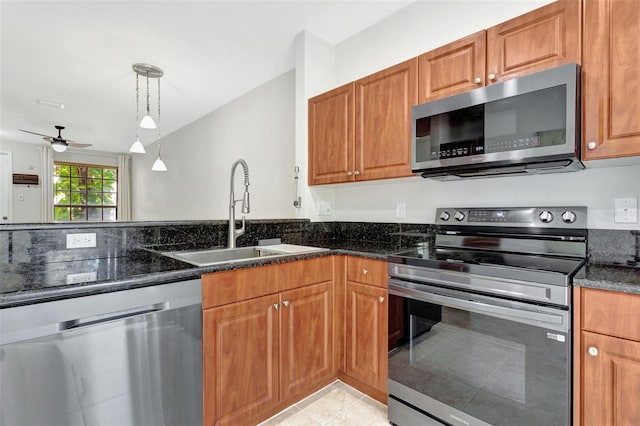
[202,257,335,426]
[345,281,387,393]
[574,287,640,426]
[338,257,389,402]
[202,255,390,425]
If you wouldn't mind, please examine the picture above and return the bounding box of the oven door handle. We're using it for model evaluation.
[388,279,568,331]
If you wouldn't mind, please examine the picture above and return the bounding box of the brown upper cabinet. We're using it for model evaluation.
[309,59,416,185]
[582,0,640,160]
[486,0,581,83]
[308,83,354,185]
[418,31,487,103]
[419,1,581,103]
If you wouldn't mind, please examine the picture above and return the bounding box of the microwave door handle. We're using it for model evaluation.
[388,280,567,331]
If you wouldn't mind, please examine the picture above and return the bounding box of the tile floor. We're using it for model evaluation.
[258,381,389,426]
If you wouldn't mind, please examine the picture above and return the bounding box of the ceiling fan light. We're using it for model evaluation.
[129,138,146,153]
[139,114,156,129]
[51,141,67,153]
[151,157,167,172]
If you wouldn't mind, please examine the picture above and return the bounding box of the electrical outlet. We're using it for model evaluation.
[614,198,638,223]
[395,202,407,219]
[316,201,332,216]
[66,233,97,249]
[66,271,97,284]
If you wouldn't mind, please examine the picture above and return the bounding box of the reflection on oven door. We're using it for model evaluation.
[388,295,570,426]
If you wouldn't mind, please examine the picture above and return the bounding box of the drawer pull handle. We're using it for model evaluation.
[362,269,368,275]
[588,346,599,357]
[283,300,290,307]
[274,303,280,310]
[378,296,385,303]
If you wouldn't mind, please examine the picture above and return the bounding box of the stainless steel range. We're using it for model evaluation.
[387,207,587,426]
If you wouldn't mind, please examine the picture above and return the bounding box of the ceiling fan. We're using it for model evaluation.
[19,125,92,152]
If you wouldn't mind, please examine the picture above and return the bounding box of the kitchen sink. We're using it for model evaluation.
[162,244,327,267]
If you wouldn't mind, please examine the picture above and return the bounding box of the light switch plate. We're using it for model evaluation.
[614,197,638,223]
[395,202,406,219]
[316,201,332,216]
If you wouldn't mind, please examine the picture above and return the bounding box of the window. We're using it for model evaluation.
[53,162,118,221]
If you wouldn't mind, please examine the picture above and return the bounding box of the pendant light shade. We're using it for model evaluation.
[151,143,167,172]
[139,114,156,129]
[152,157,167,172]
[129,137,145,153]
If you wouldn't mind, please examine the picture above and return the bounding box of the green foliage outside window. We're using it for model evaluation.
[53,163,118,221]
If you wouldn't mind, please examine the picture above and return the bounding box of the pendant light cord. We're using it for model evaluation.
[135,74,139,138]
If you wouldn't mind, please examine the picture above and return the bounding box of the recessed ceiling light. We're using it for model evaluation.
[36,99,64,109]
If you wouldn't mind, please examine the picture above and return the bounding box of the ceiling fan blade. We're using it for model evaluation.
[19,129,54,138]
[67,142,93,148]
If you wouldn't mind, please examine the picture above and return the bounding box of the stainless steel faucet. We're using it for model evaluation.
[228,159,250,248]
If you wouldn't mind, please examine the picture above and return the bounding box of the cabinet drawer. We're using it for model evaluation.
[202,264,280,309]
[279,256,334,291]
[347,257,387,288]
[582,288,640,342]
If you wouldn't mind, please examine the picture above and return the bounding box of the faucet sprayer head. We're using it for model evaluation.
[241,190,250,214]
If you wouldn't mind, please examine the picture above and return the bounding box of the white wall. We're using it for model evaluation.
[0,140,42,222]
[295,0,640,230]
[132,70,296,221]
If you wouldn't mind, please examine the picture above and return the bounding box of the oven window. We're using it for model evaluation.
[388,297,569,426]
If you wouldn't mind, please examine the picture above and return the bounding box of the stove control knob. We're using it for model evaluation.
[454,211,466,222]
[539,211,554,223]
[561,211,577,224]
[439,211,451,221]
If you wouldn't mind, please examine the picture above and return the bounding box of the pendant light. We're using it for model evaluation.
[132,63,163,130]
[151,143,167,171]
[151,76,167,172]
[129,72,145,153]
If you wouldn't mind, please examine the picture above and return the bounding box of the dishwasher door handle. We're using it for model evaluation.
[59,302,169,331]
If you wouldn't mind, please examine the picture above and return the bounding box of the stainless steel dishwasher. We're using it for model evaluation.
[0,279,202,426]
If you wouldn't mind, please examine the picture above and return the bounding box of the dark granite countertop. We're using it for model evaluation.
[574,262,640,295]
[0,240,399,308]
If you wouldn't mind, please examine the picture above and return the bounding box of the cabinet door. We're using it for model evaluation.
[203,294,279,426]
[308,83,355,185]
[581,331,640,426]
[583,0,640,160]
[486,0,581,83]
[280,281,334,400]
[418,31,486,103]
[355,58,416,181]
[346,282,387,393]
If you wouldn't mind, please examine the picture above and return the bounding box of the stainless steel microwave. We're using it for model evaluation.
[412,63,583,180]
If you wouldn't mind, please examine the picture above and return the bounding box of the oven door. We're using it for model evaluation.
[387,279,571,426]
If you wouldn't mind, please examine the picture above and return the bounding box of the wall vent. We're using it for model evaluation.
[12,173,39,185]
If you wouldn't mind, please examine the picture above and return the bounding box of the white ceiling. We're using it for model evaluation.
[0,0,412,153]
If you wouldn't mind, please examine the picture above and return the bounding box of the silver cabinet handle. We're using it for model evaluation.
[346,171,353,176]
[588,346,599,357]
[274,303,280,310]
[378,296,385,303]
[362,269,368,275]
[283,300,290,307]
[353,170,360,175]
[587,141,597,150]
[488,73,496,82]
[473,77,482,84]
